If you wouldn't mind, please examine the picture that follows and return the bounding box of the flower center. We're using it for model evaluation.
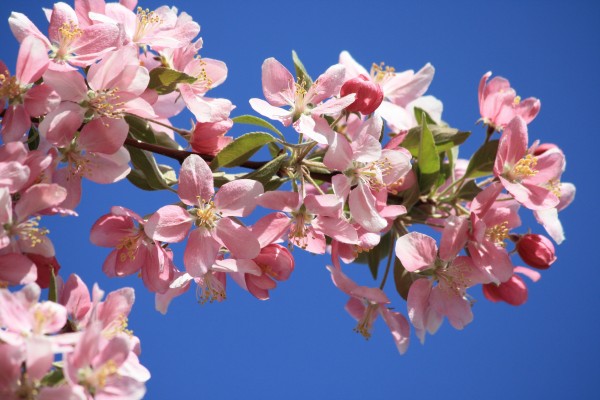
[354,303,378,340]
[16,217,50,248]
[289,213,312,249]
[371,62,395,84]
[0,70,24,102]
[85,88,125,120]
[53,21,83,60]
[485,221,509,247]
[195,199,220,229]
[510,154,538,180]
[197,272,226,304]
[134,7,162,42]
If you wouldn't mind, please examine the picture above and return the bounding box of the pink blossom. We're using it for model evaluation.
[9,3,121,70]
[145,154,263,277]
[249,57,356,143]
[478,72,540,130]
[494,116,564,210]
[0,37,58,142]
[257,192,359,254]
[395,217,486,341]
[339,51,441,131]
[466,182,520,284]
[327,265,410,355]
[189,118,233,156]
[90,206,176,293]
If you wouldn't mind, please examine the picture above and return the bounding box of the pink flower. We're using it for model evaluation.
[478,72,540,130]
[249,57,356,143]
[257,192,359,254]
[9,3,121,69]
[494,116,564,210]
[0,37,59,142]
[327,265,410,355]
[189,118,233,156]
[145,154,263,277]
[482,266,541,306]
[516,233,556,270]
[90,206,176,293]
[340,74,384,114]
[339,51,441,131]
[395,217,486,341]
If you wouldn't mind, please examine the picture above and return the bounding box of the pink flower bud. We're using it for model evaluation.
[189,119,233,156]
[482,275,528,306]
[246,244,295,300]
[340,75,384,114]
[516,234,556,270]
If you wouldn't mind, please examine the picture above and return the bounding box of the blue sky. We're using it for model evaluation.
[1,0,599,399]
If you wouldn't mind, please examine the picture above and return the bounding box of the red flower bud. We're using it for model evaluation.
[25,253,61,289]
[516,234,556,270]
[482,274,528,306]
[340,74,384,114]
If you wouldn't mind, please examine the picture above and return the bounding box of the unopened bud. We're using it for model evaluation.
[340,75,384,114]
[517,234,556,270]
[482,274,528,306]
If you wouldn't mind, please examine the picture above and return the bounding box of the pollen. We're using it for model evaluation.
[195,199,220,229]
[354,303,378,340]
[513,95,521,105]
[547,180,562,197]
[194,65,213,91]
[19,217,49,248]
[485,221,509,247]
[511,154,538,180]
[85,88,125,119]
[371,62,395,83]
[134,7,162,41]
[289,213,313,250]
[59,21,83,42]
[0,70,23,101]
[116,236,138,262]
[197,273,226,304]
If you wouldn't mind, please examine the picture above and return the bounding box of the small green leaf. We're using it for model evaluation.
[291,50,313,88]
[232,115,284,139]
[126,146,174,190]
[48,268,58,303]
[241,154,287,186]
[455,179,483,200]
[211,132,276,170]
[401,126,470,156]
[393,257,420,300]
[415,110,440,194]
[263,176,287,191]
[413,107,437,125]
[367,244,381,280]
[40,368,65,387]
[125,115,157,144]
[464,139,499,179]
[27,126,40,151]
[148,67,196,95]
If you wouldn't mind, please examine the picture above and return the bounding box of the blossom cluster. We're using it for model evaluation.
[0,0,575,397]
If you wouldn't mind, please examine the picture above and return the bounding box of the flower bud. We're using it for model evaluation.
[517,234,556,270]
[189,119,233,156]
[340,75,384,114]
[482,275,528,306]
[246,244,295,300]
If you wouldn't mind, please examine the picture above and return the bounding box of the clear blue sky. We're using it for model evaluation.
[2,0,598,399]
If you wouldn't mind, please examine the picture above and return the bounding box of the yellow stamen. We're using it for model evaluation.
[0,70,24,102]
[511,154,538,180]
[485,221,509,247]
[195,199,220,229]
[513,95,521,105]
[354,303,378,340]
[134,7,162,41]
[371,62,395,83]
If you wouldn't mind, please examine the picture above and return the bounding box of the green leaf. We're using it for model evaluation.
[125,115,157,144]
[148,67,196,95]
[27,126,40,151]
[415,110,440,194]
[393,257,420,300]
[413,107,437,125]
[211,132,276,170]
[241,154,287,186]
[40,368,65,387]
[367,244,381,280]
[126,146,175,190]
[455,179,483,200]
[464,139,499,179]
[291,50,313,88]
[48,268,58,303]
[232,115,284,139]
[401,126,470,157]
[263,176,287,191]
